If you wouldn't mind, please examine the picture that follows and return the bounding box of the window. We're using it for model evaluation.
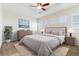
[72,15,79,28]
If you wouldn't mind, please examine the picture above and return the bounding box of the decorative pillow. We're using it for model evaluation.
[50,31,59,35]
[43,33,57,37]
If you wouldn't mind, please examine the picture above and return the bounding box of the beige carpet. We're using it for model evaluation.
[14,43,69,56]
[52,46,69,56]
[14,43,33,56]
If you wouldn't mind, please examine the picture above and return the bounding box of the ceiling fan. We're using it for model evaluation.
[30,3,50,11]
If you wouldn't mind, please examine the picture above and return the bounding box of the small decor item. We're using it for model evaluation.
[18,18,29,28]
[4,26,13,42]
[68,28,74,37]
[40,29,44,34]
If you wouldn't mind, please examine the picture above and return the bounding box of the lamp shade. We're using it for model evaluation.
[68,28,74,33]
[40,29,45,32]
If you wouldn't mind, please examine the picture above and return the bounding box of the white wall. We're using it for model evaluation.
[38,5,79,46]
[2,6,37,41]
[0,4,2,48]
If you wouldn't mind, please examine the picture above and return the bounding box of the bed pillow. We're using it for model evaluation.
[43,33,65,44]
[43,33,57,37]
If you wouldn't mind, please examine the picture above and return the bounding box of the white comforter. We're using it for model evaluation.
[20,34,64,56]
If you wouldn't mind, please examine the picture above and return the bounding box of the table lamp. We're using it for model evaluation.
[68,28,74,37]
[40,29,44,34]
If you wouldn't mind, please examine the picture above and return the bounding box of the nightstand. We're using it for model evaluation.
[65,37,75,45]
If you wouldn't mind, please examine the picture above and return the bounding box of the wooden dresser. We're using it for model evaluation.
[17,30,32,41]
[65,37,75,46]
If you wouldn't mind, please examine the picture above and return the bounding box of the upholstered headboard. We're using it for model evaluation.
[45,27,67,37]
[17,30,32,41]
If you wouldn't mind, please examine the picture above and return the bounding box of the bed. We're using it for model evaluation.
[19,27,67,56]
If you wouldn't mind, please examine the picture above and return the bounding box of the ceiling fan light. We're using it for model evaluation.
[37,6,42,9]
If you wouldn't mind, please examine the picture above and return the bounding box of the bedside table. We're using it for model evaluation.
[65,37,75,45]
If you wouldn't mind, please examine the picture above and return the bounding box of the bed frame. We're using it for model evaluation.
[17,27,67,41]
[45,27,67,37]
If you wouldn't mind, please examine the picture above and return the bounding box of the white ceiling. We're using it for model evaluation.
[2,3,79,19]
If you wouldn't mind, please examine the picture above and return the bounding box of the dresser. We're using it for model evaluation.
[17,30,32,41]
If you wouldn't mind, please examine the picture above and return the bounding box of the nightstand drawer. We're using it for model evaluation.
[65,37,75,45]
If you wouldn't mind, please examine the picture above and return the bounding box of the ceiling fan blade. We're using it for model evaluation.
[42,3,49,7]
[41,8,46,11]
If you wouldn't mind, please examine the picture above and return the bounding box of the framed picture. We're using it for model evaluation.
[18,18,29,28]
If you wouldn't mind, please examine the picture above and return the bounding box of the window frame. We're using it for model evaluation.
[71,13,79,29]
